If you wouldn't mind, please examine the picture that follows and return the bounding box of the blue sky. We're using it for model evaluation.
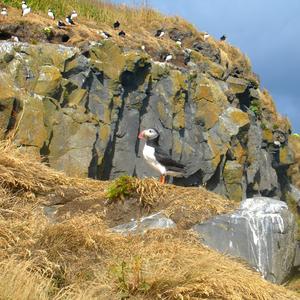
[112,0,300,132]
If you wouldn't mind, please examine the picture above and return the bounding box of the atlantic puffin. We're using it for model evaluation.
[155,29,165,38]
[138,128,186,184]
[220,34,227,41]
[22,6,31,17]
[48,9,55,20]
[113,21,120,29]
[1,8,8,17]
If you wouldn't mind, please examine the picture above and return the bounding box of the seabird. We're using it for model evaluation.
[220,34,227,41]
[176,40,182,47]
[138,128,186,184]
[22,6,31,16]
[118,30,126,37]
[48,9,55,20]
[113,21,120,29]
[11,36,19,42]
[57,20,66,28]
[164,54,173,62]
[70,10,78,20]
[21,1,27,11]
[204,32,210,41]
[98,30,112,39]
[155,29,165,38]
[141,45,146,51]
[66,15,75,25]
[1,7,8,17]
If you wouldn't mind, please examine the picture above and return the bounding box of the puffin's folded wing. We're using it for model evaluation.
[154,147,185,171]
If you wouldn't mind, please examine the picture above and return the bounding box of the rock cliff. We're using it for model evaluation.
[0,35,295,201]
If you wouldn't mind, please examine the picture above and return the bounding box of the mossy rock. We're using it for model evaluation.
[14,95,47,148]
[226,76,249,94]
[223,161,244,201]
[89,41,126,80]
[279,146,295,166]
[34,66,62,96]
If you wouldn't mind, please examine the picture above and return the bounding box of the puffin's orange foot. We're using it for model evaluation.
[159,175,166,184]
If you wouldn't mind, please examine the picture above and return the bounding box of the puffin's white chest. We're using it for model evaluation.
[142,144,166,175]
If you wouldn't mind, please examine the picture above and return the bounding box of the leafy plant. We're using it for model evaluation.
[249,100,261,118]
[107,175,135,201]
[110,257,150,298]
[43,27,54,40]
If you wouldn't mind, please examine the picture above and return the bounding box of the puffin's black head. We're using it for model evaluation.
[138,128,159,141]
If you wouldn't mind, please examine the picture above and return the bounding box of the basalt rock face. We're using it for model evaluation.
[0,41,294,200]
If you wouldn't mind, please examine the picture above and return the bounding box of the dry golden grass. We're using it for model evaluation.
[0,141,299,299]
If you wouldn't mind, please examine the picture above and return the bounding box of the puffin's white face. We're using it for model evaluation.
[138,128,159,140]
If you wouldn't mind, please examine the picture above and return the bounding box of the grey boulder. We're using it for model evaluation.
[112,212,175,234]
[192,197,296,284]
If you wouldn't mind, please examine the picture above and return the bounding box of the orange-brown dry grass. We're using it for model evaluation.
[0,146,299,299]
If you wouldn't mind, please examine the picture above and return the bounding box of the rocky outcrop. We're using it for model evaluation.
[112,212,175,234]
[193,197,296,284]
[0,41,294,200]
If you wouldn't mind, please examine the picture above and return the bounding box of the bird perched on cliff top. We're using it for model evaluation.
[176,40,182,47]
[113,20,120,29]
[66,15,75,25]
[203,32,210,41]
[22,6,31,17]
[138,128,186,184]
[164,54,173,62]
[21,1,27,11]
[155,29,165,38]
[1,7,8,17]
[70,10,78,20]
[220,34,227,41]
[48,9,55,20]
[57,20,66,29]
[98,30,112,39]
[118,30,126,37]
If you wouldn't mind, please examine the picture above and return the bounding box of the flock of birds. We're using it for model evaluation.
[0,3,229,183]
[1,3,227,63]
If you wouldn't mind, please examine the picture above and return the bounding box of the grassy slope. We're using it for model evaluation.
[0,1,298,298]
[0,143,299,299]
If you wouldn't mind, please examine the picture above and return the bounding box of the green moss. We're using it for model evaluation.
[107,175,135,201]
[249,100,261,118]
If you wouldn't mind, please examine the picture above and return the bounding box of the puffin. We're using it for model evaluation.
[113,20,120,29]
[98,30,112,39]
[138,128,186,184]
[22,6,31,17]
[70,10,78,20]
[66,15,75,25]
[57,20,66,29]
[164,53,173,62]
[220,34,227,41]
[1,7,8,17]
[21,1,27,11]
[48,9,55,20]
[155,29,165,38]
[203,32,210,41]
[118,30,126,37]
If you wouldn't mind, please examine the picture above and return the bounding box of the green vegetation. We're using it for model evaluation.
[249,100,262,118]
[2,0,166,29]
[107,175,135,201]
[111,256,150,298]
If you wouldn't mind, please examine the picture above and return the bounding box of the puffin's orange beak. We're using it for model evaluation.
[138,131,145,139]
